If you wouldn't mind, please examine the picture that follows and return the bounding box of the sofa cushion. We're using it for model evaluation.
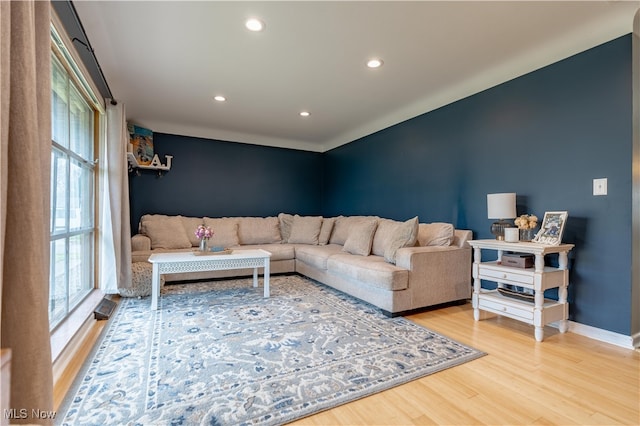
[372,216,419,264]
[234,244,295,261]
[278,213,295,242]
[418,223,454,246]
[237,217,282,244]
[288,215,323,244]
[327,253,409,291]
[295,244,343,270]
[204,217,240,248]
[342,219,378,256]
[318,217,335,245]
[145,217,192,250]
[179,215,205,246]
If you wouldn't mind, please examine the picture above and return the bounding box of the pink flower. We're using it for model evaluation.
[195,225,214,240]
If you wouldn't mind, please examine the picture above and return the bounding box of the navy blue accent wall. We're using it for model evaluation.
[129,133,323,231]
[322,105,470,223]
[323,35,633,335]
[128,36,633,335]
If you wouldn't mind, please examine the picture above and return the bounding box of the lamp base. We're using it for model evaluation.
[491,220,514,240]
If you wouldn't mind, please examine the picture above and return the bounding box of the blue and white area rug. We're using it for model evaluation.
[59,274,484,426]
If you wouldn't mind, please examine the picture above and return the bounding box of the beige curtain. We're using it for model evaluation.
[0,1,54,424]
[101,101,132,294]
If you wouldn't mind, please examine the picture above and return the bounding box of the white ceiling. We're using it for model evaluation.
[72,1,639,152]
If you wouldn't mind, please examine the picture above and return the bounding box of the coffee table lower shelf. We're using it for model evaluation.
[148,249,271,310]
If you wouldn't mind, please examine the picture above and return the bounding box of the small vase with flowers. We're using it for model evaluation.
[514,214,538,242]
[195,225,214,251]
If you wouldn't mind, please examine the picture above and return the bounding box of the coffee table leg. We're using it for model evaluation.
[151,263,160,310]
[253,267,258,288]
[263,258,270,298]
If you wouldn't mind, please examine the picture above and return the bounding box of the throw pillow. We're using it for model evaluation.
[372,216,419,263]
[329,216,377,245]
[342,219,378,256]
[328,215,348,244]
[145,217,191,250]
[288,215,323,245]
[383,216,419,263]
[203,217,240,248]
[371,218,399,256]
[417,222,455,246]
[318,217,335,245]
[278,213,295,242]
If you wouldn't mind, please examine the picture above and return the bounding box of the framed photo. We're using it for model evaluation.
[128,124,154,165]
[533,211,568,245]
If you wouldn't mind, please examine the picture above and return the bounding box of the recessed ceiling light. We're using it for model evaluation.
[213,95,226,102]
[299,111,310,117]
[245,18,265,32]
[367,58,384,68]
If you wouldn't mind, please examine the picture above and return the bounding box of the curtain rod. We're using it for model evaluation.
[68,1,117,106]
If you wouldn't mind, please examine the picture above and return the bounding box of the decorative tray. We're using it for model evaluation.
[194,249,233,256]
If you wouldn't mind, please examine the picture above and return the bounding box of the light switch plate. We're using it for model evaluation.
[593,178,607,196]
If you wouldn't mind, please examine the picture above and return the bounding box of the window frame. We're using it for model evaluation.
[49,21,104,333]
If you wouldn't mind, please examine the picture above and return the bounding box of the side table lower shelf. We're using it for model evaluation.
[474,290,567,336]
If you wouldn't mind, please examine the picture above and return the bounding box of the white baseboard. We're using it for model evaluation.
[563,321,639,350]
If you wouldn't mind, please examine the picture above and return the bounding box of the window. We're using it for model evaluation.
[49,54,96,330]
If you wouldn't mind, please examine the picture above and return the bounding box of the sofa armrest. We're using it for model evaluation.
[396,245,472,307]
[452,229,472,248]
[132,234,151,252]
[395,245,468,269]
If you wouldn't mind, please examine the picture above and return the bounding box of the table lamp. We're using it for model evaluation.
[487,193,516,240]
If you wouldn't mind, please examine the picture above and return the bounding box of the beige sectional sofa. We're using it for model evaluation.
[130,213,472,316]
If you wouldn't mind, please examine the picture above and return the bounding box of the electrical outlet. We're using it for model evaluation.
[593,178,607,196]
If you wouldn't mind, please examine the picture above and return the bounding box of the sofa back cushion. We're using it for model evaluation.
[279,214,334,245]
[237,217,282,244]
[417,222,455,246]
[342,218,378,256]
[139,214,170,235]
[203,217,240,248]
[372,216,419,263]
[288,215,323,245]
[179,215,205,246]
[144,216,192,250]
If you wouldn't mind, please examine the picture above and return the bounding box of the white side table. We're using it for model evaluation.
[468,239,574,342]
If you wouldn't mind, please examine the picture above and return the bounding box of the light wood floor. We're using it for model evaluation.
[54,301,640,425]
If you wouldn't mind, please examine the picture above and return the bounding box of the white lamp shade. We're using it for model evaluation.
[487,193,516,219]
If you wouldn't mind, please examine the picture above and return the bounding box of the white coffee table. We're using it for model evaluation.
[148,249,271,310]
